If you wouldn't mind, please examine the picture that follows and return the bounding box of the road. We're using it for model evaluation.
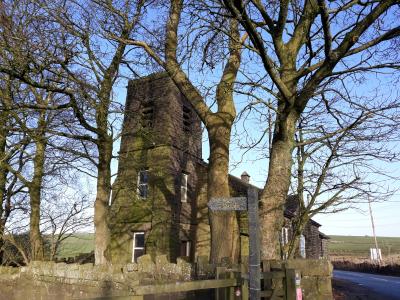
[333,270,400,300]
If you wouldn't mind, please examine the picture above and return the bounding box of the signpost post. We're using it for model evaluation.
[247,187,261,300]
[208,187,261,300]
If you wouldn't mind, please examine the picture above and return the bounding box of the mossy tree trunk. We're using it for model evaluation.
[93,133,113,264]
[28,111,47,261]
[0,107,8,264]
[260,107,299,259]
[29,167,45,260]
[207,117,239,263]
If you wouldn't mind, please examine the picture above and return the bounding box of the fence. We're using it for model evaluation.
[82,261,301,300]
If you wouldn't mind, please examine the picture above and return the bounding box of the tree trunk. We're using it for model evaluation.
[0,112,7,264]
[207,121,239,263]
[29,139,46,261]
[260,109,299,260]
[94,135,112,265]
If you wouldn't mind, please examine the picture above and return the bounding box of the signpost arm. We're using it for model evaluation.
[248,187,261,300]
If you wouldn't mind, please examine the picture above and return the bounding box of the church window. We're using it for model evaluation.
[182,105,192,132]
[281,227,289,259]
[181,173,188,202]
[132,232,145,262]
[137,169,149,199]
[281,227,289,245]
[180,240,191,257]
[300,234,306,258]
[142,101,154,128]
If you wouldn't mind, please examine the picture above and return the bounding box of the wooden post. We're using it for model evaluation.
[228,271,235,300]
[241,264,249,300]
[262,260,272,294]
[248,187,260,300]
[217,266,227,300]
[285,269,300,300]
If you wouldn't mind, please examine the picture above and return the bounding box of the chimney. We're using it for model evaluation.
[241,171,250,183]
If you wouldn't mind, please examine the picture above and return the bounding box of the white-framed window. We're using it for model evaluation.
[281,227,289,245]
[281,227,289,259]
[180,240,191,257]
[181,173,188,202]
[300,234,306,258]
[132,232,145,262]
[137,169,149,199]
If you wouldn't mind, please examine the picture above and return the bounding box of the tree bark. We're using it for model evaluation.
[94,135,112,264]
[260,108,299,260]
[29,138,46,261]
[0,110,8,264]
[207,119,239,263]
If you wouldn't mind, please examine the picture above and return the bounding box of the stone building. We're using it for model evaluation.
[108,73,329,264]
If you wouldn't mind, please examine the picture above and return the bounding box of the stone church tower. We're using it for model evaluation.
[108,73,205,263]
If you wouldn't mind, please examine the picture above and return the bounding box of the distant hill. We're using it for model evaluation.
[56,233,94,259]
[328,235,400,257]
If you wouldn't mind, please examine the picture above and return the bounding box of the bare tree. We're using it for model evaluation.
[0,0,148,264]
[41,190,92,261]
[285,91,400,258]
[0,78,70,260]
[223,0,400,259]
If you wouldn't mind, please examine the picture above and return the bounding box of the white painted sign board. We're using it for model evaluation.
[370,248,382,261]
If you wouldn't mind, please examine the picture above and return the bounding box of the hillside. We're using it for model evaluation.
[56,233,94,259]
[328,235,400,258]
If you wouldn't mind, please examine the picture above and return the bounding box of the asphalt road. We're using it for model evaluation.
[333,270,400,300]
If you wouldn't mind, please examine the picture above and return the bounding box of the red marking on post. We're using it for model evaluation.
[296,287,302,300]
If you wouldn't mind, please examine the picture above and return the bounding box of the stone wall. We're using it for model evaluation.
[0,257,332,299]
[0,255,194,300]
[281,259,333,300]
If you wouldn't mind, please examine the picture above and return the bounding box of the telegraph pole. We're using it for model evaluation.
[368,197,381,263]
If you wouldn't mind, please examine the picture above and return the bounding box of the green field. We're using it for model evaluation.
[328,235,400,257]
[57,233,94,259]
[56,233,400,259]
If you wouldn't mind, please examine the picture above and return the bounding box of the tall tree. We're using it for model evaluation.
[223,0,400,259]
[0,0,147,264]
[115,0,246,262]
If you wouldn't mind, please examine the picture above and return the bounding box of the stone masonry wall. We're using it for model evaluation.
[0,255,194,300]
[0,258,332,300]
[274,259,333,300]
